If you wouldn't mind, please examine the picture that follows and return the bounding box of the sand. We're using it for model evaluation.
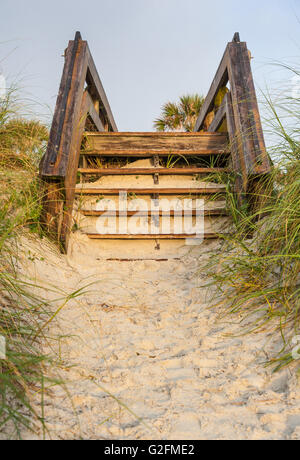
[10,235,300,440]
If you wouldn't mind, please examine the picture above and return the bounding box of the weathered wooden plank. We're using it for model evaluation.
[207,102,227,132]
[48,32,82,167]
[75,187,225,195]
[193,34,271,203]
[227,42,271,177]
[58,41,89,175]
[105,258,181,261]
[40,38,90,248]
[85,132,226,137]
[81,149,228,157]
[41,40,89,177]
[87,233,222,240]
[227,42,254,176]
[194,34,271,185]
[81,209,228,217]
[41,36,83,175]
[224,92,245,200]
[194,49,229,132]
[85,91,104,132]
[62,90,93,246]
[40,32,119,248]
[41,33,118,179]
[84,132,228,153]
[236,47,271,174]
[78,167,227,175]
[224,93,241,173]
[40,179,65,243]
[86,43,117,132]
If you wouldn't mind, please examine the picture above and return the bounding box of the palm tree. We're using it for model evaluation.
[154,94,204,132]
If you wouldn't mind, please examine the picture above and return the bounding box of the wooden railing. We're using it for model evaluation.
[40,32,117,249]
[194,33,271,201]
[41,32,271,249]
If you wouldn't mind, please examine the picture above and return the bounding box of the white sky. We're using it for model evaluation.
[1,0,300,137]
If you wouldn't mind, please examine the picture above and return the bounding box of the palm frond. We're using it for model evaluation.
[154,93,204,132]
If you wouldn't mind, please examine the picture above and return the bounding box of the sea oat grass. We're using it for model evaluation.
[0,87,70,438]
[203,73,300,372]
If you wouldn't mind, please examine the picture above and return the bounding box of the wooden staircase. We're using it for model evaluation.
[73,132,231,249]
[39,32,271,255]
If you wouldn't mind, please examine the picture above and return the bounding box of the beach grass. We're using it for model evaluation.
[203,68,300,372]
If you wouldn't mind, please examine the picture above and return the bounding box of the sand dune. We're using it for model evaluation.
[14,236,300,440]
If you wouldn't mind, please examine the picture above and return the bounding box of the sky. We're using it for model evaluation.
[1,0,300,133]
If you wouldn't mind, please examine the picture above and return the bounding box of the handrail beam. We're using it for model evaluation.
[86,44,117,132]
[207,102,226,132]
[194,49,229,132]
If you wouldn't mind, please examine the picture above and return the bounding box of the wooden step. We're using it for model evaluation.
[80,209,228,217]
[86,233,222,240]
[82,132,229,157]
[78,167,227,175]
[81,149,228,157]
[75,187,225,195]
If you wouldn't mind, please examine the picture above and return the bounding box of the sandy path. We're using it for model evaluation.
[16,237,300,440]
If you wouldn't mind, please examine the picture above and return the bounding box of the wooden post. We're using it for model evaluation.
[194,33,271,205]
[40,32,117,250]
